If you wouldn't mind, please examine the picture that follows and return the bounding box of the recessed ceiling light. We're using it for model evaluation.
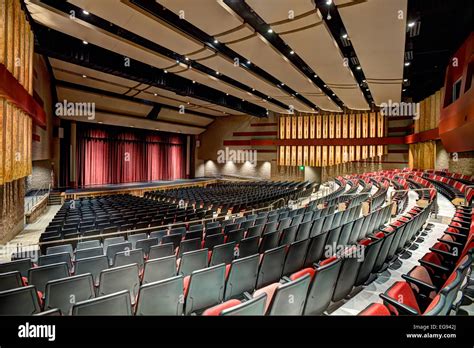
[247,60,251,64]
[192,80,196,83]
[216,71,220,75]
[82,10,89,15]
[405,62,411,66]
[290,50,294,55]
[408,21,415,28]
[403,79,408,82]
[323,84,327,87]
[82,74,87,78]
[281,83,285,86]
[403,88,407,91]
[185,57,189,61]
[267,28,273,33]
[356,66,362,70]
[314,74,317,78]
[176,60,180,63]
[362,79,366,82]
[98,121,102,124]
[82,40,88,45]
[295,92,298,95]
[164,70,168,73]
[130,125,134,128]
[332,93,335,96]
[326,0,332,5]
[226,93,229,96]
[214,39,219,44]
[342,33,348,39]
[187,102,190,105]
[153,93,157,96]
[252,88,255,91]
[155,128,159,131]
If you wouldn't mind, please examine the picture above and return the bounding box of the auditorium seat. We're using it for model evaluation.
[46,244,74,258]
[105,242,132,266]
[259,231,280,253]
[358,303,391,316]
[225,228,245,244]
[28,262,69,295]
[44,274,95,315]
[127,233,147,248]
[354,236,385,286]
[148,243,174,260]
[203,293,267,316]
[304,231,329,267]
[136,275,184,315]
[247,224,264,238]
[203,233,225,250]
[98,264,140,305]
[185,230,202,241]
[254,274,311,315]
[0,285,41,315]
[178,249,208,276]
[72,290,132,315]
[224,254,260,300]
[103,237,125,252]
[75,255,109,286]
[113,249,144,271]
[295,221,312,241]
[35,308,62,316]
[0,271,24,291]
[238,237,260,258]
[256,246,286,288]
[38,252,73,272]
[291,256,342,315]
[77,240,101,250]
[184,263,226,315]
[142,255,177,284]
[135,238,158,256]
[162,234,182,250]
[332,247,363,302]
[75,246,103,261]
[209,242,235,266]
[282,239,310,276]
[0,259,33,278]
[149,230,167,243]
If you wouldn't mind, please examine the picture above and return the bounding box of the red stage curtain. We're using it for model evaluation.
[76,124,185,186]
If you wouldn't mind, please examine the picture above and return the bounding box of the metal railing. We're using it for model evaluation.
[24,183,51,214]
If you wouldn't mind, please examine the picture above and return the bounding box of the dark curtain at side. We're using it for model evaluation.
[76,123,185,187]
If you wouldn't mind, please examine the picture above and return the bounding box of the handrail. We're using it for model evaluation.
[25,182,51,214]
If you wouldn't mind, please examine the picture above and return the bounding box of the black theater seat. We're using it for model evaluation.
[0,285,41,315]
[72,290,132,316]
[136,275,184,315]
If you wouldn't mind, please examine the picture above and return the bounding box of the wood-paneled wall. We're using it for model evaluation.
[278,112,387,167]
[0,0,34,185]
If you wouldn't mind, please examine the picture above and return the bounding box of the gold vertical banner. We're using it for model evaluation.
[297,116,303,139]
[303,116,309,139]
[335,114,341,138]
[315,146,321,166]
[349,145,355,161]
[335,146,341,165]
[355,145,361,161]
[316,115,322,138]
[28,30,33,94]
[19,10,25,88]
[342,146,348,163]
[279,116,285,139]
[370,145,375,158]
[370,112,376,137]
[342,114,348,138]
[377,145,383,157]
[349,114,355,138]
[4,103,12,182]
[362,146,368,160]
[13,0,20,81]
[356,114,361,138]
[291,146,297,166]
[362,113,369,138]
[322,115,328,138]
[329,115,335,138]
[6,0,13,72]
[328,146,334,166]
[303,146,309,166]
[285,146,291,166]
[286,116,291,139]
[309,146,315,166]
[309,115,315,138]
[279,146,285,166]
[291,117,297,139]
[377,112,384,137]
[297,146,303,165]
[322,146,327,167]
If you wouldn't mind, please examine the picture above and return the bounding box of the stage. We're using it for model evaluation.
[62,178,217,199]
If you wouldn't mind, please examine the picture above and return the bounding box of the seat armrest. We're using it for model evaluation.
[401,274,438,293]
[280,276,292,283]
[379,293,419,315]
[418,259,450,273]
[436,238,463,248]
[242,291,253,301]
[444,231,467,239]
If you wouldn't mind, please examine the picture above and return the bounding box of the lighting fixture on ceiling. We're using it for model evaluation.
[403,79,408,82]
[326,0,333,5]
[267,28,273,33]
[185,57,189,61]
[215,71,220,75]
[82,40,88,45]
[290,50,294,55]
[153,93,157,96]
[405,62,411,66]
[82,74,87,78]
[164,70,168,73]
[356,66,362,70]
[247,60,251,64]
[82,10,89,15]
[408,21,416,28]
[342,33,348,39]
[214,39,219,44]
[192,80,196,83]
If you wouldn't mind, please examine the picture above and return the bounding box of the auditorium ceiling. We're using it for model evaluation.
[23,0,471,134]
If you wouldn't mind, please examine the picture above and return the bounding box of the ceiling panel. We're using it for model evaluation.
[246,0,368,110]
[335,0,407,105]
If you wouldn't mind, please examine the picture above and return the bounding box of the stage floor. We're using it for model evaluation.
[65,178,212,194]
